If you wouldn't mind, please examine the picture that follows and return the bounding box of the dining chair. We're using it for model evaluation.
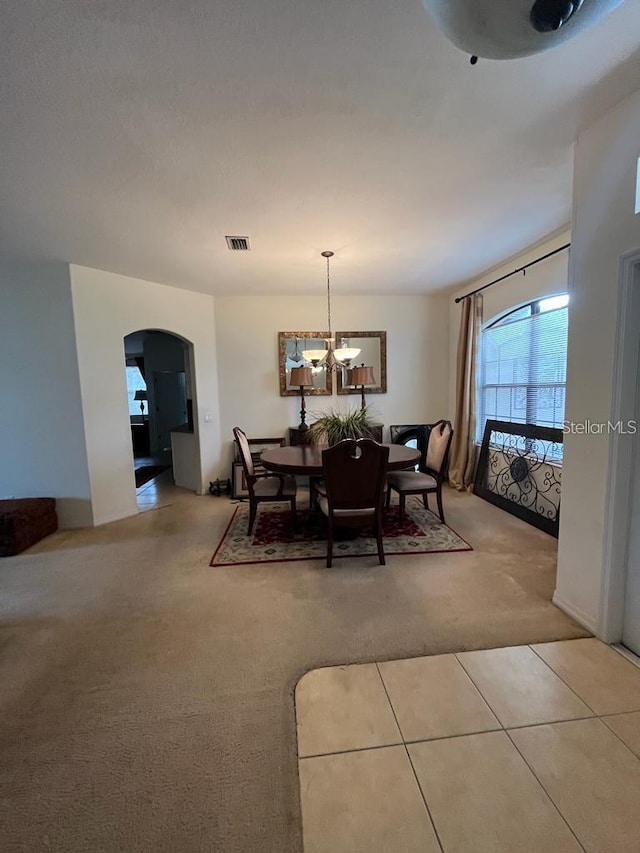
[385,419,453,523]
[316,438,390,568]
[232,427,297,535]
[389,424,431,469]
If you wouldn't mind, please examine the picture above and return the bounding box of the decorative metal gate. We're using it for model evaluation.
[474,420,563,537]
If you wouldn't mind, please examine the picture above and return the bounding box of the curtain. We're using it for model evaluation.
[449,293,483,491]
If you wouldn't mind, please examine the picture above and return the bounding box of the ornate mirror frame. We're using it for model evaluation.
[278,331,333,396]
[335,331,387,396]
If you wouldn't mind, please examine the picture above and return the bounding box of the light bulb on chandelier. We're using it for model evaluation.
[302,250,361,371]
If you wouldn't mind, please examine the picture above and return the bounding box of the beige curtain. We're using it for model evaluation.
[449,293,483,491]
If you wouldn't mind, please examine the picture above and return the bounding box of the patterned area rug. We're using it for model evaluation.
[211,499,472,566]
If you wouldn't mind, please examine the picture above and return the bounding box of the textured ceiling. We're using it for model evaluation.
[1,0,640,295]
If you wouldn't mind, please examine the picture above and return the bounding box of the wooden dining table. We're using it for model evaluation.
[260,443,421,477]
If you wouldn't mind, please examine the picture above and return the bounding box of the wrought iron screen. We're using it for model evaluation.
[474,419,563,537]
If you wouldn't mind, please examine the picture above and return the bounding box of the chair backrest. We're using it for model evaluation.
[390,424,431,447]
[233,426,256,488]
[424,420,454,479]
[322,438,390,512]
[390,424,430,470]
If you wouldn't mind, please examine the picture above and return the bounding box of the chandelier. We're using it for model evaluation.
[302,251,361,371]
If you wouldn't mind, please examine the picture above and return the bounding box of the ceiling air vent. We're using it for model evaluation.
[225,236,250,251]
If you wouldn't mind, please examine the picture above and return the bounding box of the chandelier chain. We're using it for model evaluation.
[326,253,332,337]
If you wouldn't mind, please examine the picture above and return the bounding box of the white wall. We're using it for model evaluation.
[214,293,449,473]
[0,262,92,527]
[70,265,222,526]
[556,87,640,633]
[448,228,571,423]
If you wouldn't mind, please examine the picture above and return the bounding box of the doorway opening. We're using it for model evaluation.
[123,330,195,508]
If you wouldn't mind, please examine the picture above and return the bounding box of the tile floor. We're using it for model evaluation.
[295,638,640,853]
[135,456,174,512]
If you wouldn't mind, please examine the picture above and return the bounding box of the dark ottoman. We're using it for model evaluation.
[0,498,58,557]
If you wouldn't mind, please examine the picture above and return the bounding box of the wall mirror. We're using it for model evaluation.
[278,332,333,395]
[336,331,387,396]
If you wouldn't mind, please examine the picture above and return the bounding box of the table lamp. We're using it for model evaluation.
[349,365,376,411]
[134,389,148,416]
[289,366,314,430]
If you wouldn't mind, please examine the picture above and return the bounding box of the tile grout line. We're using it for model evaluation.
[527,643,600,715]
[298,715,604,759]
[374,662,446,853]
[504,728,588,853]
[598,715,640,762]
[448,653,504,726]
[452,653,507,732]
[298,740,404,761]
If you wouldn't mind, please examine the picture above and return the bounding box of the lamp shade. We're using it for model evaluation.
[334,346,361,364]
[350,366,376,387]
[134,390,147,401]
[289,366,314,387]
[421,0,624,60]
[301,348,328,365]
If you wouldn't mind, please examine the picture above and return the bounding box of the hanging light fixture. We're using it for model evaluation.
[288,337,304,365]
[302,251,361,371]
[421,0,624,62]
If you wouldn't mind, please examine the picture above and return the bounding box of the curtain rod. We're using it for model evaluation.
[454,242,571,304]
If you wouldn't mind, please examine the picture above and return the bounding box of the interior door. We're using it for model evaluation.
[622,347,640,656]
[153,371,187,453]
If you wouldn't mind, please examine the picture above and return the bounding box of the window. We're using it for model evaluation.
[126,365,147,416]
[478,294,569,453]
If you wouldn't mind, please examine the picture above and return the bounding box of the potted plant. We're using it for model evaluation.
[307,407,378,447]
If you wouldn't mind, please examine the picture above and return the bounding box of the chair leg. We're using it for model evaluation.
[291,497,297,532]
[422,493,430,512]
[436,487,445,523]
[385,483,392,511]
[326,517,333,568]
[248,500,257,535]
[398,493,406,521]
[375,514,385,566]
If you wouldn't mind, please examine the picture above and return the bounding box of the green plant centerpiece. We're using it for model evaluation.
[307,407,378,446]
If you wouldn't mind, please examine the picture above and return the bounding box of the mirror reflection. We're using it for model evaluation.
[278,332,333,395]
[336,331,387,396]
[278,331,387,397]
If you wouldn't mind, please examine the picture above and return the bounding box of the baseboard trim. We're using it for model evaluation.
[613,643,640,670]
[552,591,598,635]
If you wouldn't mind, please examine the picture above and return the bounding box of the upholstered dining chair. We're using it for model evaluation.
[232,427,297,535]
[385,419,453,523]
[316,438,390,568]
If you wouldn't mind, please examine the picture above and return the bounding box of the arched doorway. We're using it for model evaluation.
[124,329,195,509]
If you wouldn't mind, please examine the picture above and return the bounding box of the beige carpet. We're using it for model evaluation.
[0,486,590,853]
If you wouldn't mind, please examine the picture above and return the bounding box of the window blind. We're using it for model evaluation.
[478,297,568,446]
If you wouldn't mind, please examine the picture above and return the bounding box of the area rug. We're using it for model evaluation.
[211,499,472,566]
[135,465,170,488]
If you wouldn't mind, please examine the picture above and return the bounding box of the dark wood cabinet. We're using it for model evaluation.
[131,421,150,457]
[288,427,312,446]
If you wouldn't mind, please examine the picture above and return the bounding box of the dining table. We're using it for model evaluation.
[260,442,421,477]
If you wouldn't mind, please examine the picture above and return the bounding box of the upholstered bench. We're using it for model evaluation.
[0,498,58,557]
